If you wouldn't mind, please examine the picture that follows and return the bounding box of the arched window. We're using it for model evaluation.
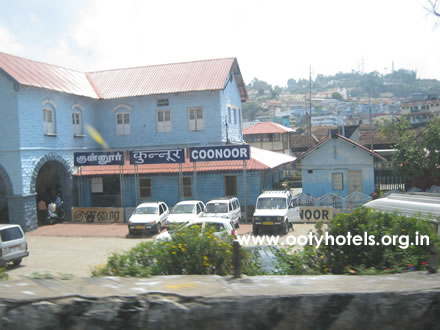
[42,99,56,135]
[72,104,84,136]
[113,104,132,136]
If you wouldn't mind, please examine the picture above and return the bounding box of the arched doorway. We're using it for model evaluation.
[31,153,72,226]
[0,164,13,224]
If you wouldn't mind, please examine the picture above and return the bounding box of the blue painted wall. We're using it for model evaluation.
[300,137,375,197]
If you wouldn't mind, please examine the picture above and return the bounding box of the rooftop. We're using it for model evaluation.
[0,52,247,101]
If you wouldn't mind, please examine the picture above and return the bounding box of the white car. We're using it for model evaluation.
[128,201,169,235]
[0,224,29,267]
[155,217,236,242]
[204,197,241,228]
[166,200,206,226]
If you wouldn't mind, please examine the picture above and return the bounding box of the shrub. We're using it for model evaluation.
[0,267,8,280]
[92,224,262,277]
[276,207,439,275]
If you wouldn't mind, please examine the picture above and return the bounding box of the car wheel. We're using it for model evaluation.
[156,222,162,234]
[236,219,240,228]
[13,258,22,266]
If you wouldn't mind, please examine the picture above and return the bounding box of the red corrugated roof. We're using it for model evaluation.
[295,134,386,162]
[0,52,247,101]
[243,122,293,135]
[0,52,98,98]
[74,155,267,176]
[73,147,296,176]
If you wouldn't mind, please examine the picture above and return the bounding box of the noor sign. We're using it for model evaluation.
[189,145,250,162]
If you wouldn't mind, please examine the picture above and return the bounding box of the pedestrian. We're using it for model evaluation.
[37,198,48,225]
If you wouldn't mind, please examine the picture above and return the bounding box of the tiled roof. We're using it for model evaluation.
[0,52,247,101]
[74,147,295,176]
[243,122,294,135]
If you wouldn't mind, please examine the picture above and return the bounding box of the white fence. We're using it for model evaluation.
[293,192,372,210]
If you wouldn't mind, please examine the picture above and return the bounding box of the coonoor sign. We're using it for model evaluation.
[189,145,250,162]
[299,207,333,222]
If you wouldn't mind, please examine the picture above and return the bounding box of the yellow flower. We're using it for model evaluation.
[203,256,208,261]
[172,251,176,255]
[337,223,341,226]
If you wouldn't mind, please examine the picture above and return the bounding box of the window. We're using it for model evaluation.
[72,111,82,136]
[43,108,56,135]
[157,110,172,133]
[91,177,103,193]
[233,108,237,125]
[228,107,232,124]
[139,178,152,198]
[116,112,131,136]
[332,173,344,190]
[224,175,238,196]
[157,98,169,107]
[181,176,192,198]
[188,107,204,131]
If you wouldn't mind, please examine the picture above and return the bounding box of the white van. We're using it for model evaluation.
[0,224,29,267]
[252,191,300,235]
[205,197,241,228]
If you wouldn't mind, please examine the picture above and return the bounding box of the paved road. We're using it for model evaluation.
[5,223,319,280]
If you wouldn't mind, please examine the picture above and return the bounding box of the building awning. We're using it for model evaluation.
[73,147,296,176]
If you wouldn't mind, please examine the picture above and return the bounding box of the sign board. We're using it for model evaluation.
[72,207,124,223]
[299,207,333,222]
[189,144,250,162]
[129,149,185,164]
[74,151,124,166]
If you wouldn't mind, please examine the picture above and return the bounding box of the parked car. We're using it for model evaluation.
[155,217,236,242]
[127,201,169,235]
[204,197,241,228]
[0,224,29,267]
[252,190,300,235]
[166,200,206,226]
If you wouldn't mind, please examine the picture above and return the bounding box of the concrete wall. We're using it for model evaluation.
[301,137,375,197]
[1,285,439,330]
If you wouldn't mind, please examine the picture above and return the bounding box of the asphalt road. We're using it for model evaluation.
[5,223,318,280]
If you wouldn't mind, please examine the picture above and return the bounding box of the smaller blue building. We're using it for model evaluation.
[296,134,385,197]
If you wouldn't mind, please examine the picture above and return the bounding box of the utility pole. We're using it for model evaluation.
[308,66,312,148]
[369,89,373,151]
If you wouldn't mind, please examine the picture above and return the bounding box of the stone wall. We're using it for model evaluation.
[1,290,439,330]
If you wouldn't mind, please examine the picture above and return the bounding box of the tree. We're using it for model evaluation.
[380,117,440,190]
[331,92,343,101]
[426,0,440,17]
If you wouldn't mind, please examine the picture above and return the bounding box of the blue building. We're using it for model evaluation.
[295,134,385,197]
[0,52,294,230]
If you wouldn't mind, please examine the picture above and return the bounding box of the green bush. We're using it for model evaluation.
[0,267,8,280]
[92,224,262,277]
[276,207,439,275]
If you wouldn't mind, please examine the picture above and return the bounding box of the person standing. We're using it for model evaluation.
[37,198,48,226]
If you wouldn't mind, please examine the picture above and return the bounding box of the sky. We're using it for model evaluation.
[0,0,439,87]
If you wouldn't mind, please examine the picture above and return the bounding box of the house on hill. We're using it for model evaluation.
[295,134,385,197]
[243,121,294,155]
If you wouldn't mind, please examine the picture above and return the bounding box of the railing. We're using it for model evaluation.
[293,192,372,210]
[375,175,406,192]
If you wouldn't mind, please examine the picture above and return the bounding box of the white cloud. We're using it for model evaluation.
[0,25,23,54]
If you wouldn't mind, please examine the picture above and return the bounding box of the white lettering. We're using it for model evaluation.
[191,150,199,160]
[240,147,248,158]
[232,148,239,158]
[207,149,215,159]
[223,149,231,158]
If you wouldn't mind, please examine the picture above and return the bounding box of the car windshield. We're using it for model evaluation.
[206,203,228,213]
[135,206,158,214]
[256,197,287,209]
[171,204,196,214]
